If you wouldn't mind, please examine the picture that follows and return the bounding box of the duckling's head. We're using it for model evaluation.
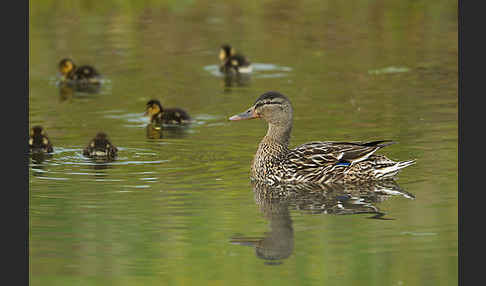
[145,99,163,118]
[229,91,293,126]
[30,125,44,138]
[59,58,76,77]
[89,132,113,150]
[29,126,53,153]
[219,44,236,62]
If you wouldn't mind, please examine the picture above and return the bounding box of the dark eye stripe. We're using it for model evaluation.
[255,101,282,108]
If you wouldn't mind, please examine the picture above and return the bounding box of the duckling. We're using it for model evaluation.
[219,44,252,74]
[145,99,191,127]
[58,58,102,84]
[83,132,118,160]
[29,126,53,153]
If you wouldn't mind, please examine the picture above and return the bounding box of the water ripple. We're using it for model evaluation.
[203,63,293,78]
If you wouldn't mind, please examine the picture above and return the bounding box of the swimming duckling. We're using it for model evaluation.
[58,58,102,84]
[29,126,53,153]
[83,132,118,160]
[219,44,252,74]
[145,99,191,127]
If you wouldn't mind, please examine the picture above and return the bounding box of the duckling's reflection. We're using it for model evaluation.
[146,123,163,139]
[222,73,251,90]
[145,123,190,139]
[81,160,114,180]
[231,180,415,265]
[29,152,52,177]
[58,82,101,102]
[90,162,113,171]
[30,152,51,165]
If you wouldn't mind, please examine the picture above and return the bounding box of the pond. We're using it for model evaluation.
[29,1,458,285]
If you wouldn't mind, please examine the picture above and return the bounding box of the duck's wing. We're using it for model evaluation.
[288,140,396,166]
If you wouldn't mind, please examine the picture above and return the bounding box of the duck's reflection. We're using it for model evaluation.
[231,180,415,265]
[231,186,293,265]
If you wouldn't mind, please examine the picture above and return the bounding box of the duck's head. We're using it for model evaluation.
[29,126,53,153]
[219,44,236,62]
[145,99,163,119]
[58,58,76,78]
[229,91,293,126]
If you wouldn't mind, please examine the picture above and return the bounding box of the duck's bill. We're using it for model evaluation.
[229,108,259,121]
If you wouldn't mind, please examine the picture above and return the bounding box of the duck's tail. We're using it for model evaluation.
[374,159,416,179]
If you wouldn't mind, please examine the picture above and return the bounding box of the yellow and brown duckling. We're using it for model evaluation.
[29,126,54,153]
[219,44,252,74]
[83,132,118,160]
[229,91,416,184]
[145,99,191,127]
[58,58,102,84]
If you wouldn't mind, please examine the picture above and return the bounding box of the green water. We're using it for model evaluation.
[29,0,458,285]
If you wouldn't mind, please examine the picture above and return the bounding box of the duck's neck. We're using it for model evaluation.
[252,122,292,178]
[263,123,292,148]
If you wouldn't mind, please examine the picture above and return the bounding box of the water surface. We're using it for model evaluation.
[30,1,458,285]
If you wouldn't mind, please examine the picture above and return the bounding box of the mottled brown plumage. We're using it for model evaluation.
[229,91,416,184]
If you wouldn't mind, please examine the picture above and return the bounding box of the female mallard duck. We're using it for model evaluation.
[229,91,416,184]
[58,58,102,84]
[83,132,118,160]
[145,99,191,127]
[29,126,53,153]
[219,44,252,74]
